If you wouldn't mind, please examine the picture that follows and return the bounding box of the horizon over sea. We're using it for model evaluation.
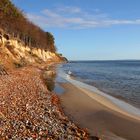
[61,60,140,109]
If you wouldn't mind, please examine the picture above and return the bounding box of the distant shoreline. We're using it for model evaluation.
[68,60,140,62]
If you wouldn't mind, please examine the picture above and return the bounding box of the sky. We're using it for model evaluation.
[11,0,140,60]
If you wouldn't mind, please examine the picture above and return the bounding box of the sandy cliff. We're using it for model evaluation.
[0,29,67,68]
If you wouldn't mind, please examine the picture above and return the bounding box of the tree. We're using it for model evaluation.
[0,0,57,52]
[46,32,56,52]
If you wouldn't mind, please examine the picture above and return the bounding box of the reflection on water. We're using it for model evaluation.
[53,83,65,95]
[42,65,65,94]
[42,65,57,91]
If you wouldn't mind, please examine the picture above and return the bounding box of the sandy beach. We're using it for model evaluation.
[59,82,140,140]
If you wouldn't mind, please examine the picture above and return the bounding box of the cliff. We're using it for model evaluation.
[0,0,57,52]
[0,0,68,68]
[0,29,67,68]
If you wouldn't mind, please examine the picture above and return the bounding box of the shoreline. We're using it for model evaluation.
[58,82,140,140]
[76,84,140,121]
[55,68,140,140]
[57,69,140,121]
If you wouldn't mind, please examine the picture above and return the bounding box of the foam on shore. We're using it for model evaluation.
[58,68,140,121]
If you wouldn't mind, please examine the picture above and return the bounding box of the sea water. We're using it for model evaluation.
[61,60,140,109]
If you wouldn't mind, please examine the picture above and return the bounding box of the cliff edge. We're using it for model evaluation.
[0,29,67,69]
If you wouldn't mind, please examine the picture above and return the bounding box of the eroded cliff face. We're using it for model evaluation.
[0,29,66,68]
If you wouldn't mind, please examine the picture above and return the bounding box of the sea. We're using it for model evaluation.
[61,60,140,109]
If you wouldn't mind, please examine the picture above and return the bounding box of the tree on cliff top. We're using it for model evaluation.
[0,0,56,52]
[46,32,57,52]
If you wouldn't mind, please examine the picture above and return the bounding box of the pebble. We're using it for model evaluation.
[0,66,89,139]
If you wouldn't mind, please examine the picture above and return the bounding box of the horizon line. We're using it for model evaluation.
[69,59,140,61]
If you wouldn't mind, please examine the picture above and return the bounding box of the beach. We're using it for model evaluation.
[0,66,89,139]
[58,82,140,140]
[1,0,139,139]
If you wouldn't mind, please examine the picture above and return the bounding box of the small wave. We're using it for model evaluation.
[62,61,140,108]
[58,68,140,121]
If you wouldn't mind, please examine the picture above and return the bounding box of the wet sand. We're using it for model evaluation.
[59,83,140,140]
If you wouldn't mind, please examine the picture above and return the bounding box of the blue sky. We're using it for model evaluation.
[12,0,140,60]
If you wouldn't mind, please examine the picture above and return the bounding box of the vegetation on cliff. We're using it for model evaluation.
[0,0,56,52]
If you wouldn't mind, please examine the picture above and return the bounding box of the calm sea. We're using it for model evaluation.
[61,60,140,109]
